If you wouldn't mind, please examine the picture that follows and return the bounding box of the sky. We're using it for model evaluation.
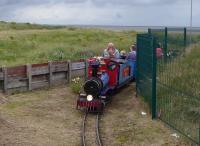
[0,0,199,26]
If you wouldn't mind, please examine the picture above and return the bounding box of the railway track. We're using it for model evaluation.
[81,112,103,146]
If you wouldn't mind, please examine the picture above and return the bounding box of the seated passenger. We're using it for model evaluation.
[103,42,120,58]
[156,44,163,58]
[156,48,163,58]
[120,50,127,59]
[127,45,137,61]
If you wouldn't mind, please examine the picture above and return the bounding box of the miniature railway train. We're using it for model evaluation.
[76,57,136,112]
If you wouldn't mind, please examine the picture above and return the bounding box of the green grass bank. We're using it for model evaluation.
[0,22,136,67]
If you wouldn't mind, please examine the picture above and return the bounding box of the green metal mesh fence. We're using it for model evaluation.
[188,28,200,45]
[136,34,157,119]
[149,27,200,145]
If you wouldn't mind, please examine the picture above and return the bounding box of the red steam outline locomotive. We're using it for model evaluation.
[76,57,136,113]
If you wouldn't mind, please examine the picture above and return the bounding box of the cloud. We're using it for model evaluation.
[0,0,199,26]
[0,0,85,6]
[91,0,179,7]
[12,1,124,25]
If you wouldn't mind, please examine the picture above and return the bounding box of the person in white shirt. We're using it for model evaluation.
[103,42,120,58]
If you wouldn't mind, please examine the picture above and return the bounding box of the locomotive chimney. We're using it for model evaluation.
[91,61,100,77]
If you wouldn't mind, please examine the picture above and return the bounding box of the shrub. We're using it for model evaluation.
[68,27,77,31]
[70,77,83,94]
[48,48,65,61]
[9,36,14,40]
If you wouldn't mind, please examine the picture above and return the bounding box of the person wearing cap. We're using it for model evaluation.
[103,42,120,58]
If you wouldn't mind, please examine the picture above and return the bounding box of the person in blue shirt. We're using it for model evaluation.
[127,45,137,61]
[127,45,137,78]
[103,42,120,58]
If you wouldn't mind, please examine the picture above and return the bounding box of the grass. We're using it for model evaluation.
[101,84,189,146]
[158,44,200,97]
[0,86,83,146]
[5,101,27,109]
[0,85,189,146]
[0,21,136,67]
[0,21,65,30]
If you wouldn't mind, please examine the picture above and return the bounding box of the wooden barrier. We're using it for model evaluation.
[0,60,87,94]
[0,68,3,92]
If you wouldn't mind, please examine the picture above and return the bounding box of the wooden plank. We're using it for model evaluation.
[27,64,32,91]
[32,75,49,82]
[68,60,72,83]
[32,63,48,67]
[7,86,28,95]
[3,67,8,93]
[7,79,27,89]
[72,62,85,70]
[7,65,26,77]
[0,68,3,80]
[51,63,68,72]
[52,72,67,81]
[0,68,4,91]
[48,61,53,87]
[0,72,3,80]
[32,81,49,89]
[52,60,68,65]
[7,76,28,82]
[51,73,67,85]
[32,65,49,76]
[71,69,85,78]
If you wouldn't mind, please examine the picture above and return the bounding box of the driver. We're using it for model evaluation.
[103,42,120,58]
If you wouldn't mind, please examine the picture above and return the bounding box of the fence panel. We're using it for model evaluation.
[0,68,3,91]
[51,61,69,85]
[0,60,87,94]
[136,33,157,119]
[150,27,200,145]
[71,61,86,78]
[6,65,28,93]
[148,28,167,61]
[167,28,187,57]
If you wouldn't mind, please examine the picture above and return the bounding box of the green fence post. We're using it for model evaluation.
[152,37,157,119]
[148,28,151,34]
[135,34,140,98]
[184,27,187,51]
[199,123,200,146]
[164,27,168,62]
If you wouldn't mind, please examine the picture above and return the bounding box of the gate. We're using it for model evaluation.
[136,34,157,119]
